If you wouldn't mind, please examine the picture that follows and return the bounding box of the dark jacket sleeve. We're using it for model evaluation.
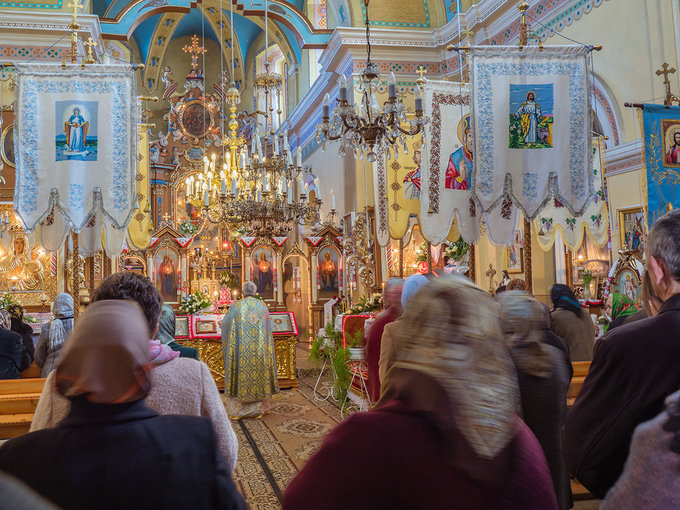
[210,423,246,510]
[34,324,49,368]
[562,338,629,498]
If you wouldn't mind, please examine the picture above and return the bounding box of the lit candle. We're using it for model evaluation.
[282,176,287,193]
[263,173,268,191]
[204,190,209,206]
[388,71,397,99]
[339,75,347,102]
[287,187,293,204]
[257,189,261,202]
[274,135,279,155]
[283,131,290,152]
[231,178,236,194]
[225,153,230,172]
[296,146,302,167]
[245,152,250,167]
[221,179,227,194]
[331,188,336,209]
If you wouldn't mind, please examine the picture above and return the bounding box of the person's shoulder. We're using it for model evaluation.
[601,314,665,347]
[151,357,204,383]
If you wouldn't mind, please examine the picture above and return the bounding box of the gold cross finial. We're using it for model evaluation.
[67,0,83,16]
[182,35,207,70]
[462,25,474,46]
[416,65,428,80]
[656,63,678,106]
[162,213,171,222]
[83,37,97,65]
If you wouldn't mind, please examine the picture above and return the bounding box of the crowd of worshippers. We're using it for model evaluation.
[0,211,679,508]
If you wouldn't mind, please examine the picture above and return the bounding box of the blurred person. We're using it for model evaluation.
[0,301,245,510]
[30,272,239,472]
[564,209,680,498]
[505,278,527,291]
[365,278,403,403]
[34,293,74,377]
[221,281,278,419]
[0,310,30,379]
[283,276,558,510]
[549,284,595,361]
[498,291,572,510]
[641,270,663,317]
[155,304,199,359]
[6,304,35,363]
[378,274,428,384]
[603,292,640,332]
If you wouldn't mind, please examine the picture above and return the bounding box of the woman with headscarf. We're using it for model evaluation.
[284,276,557,510]
[378,274,429,385]
[34,293,74,377]
[365,278,403,403]
[550,284,595,361]
[7,304,35,364]
[155,304,199,359]
[0,310,30,379]
[0,300,245,510]
[498,291,572,510]
[603,293,642,332]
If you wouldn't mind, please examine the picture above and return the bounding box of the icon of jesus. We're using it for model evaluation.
[666,130,680,164]
[64,107,89,153]
[514,91,543,145]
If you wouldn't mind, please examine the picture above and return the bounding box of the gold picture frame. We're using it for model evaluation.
[503,246,524,274]
[1,123,14,169]
[617,206,646,260]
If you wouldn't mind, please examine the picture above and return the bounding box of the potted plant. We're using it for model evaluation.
[331,345,351,402]
[309,324,341,365]
[346,330,365,361]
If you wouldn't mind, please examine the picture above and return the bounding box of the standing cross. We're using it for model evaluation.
[416,65,428,80]
[67,0,83,17]
[182,35,207,70]
[83,37,97,64]
[162,213,171,222]
[486,263,496,294]
[656,62,677,106]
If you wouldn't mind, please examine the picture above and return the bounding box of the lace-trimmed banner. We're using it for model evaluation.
[14,63,138,255]
[470,45,593,220]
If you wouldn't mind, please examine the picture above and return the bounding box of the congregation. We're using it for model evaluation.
[0,210,677,508]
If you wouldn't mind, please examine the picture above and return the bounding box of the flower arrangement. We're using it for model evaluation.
[178,290,213,315]
[347,294,382,315]
[0,293,19,309]
[179,220,198,236]
[219,272,236,289]
[444,238,469,261]
[582,270,593,288]
[309,324,342,363]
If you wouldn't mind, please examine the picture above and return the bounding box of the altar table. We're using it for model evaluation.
[175,312,299,390]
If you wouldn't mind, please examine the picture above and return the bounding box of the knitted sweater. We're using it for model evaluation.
[30,357,238,472]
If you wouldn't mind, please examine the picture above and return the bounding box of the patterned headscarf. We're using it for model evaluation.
[155,304,176,346]
[48,293,74,350]
[55,300,152,404]
[0,310,11,331]
[401,274,429,310]
[387,275,518,459]
[551,284,584,316]
[5,304,23,321]
[497,291,552,378]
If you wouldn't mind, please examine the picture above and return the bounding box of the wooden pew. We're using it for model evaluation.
[0,377,46,440]
[567,361,591,408]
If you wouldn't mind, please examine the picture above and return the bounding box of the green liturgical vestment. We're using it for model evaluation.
[221,297,278,407]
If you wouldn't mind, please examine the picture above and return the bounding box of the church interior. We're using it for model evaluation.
[0,0,678,508]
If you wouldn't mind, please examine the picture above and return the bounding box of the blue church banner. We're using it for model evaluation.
[642,104,680,227]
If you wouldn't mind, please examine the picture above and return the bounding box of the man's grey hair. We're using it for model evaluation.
[647,209,680,281]
[242,281,257,297]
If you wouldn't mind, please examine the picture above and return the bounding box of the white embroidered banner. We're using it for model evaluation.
[373,155,390,246]
[470,46,593,219]
[14,63,138,255]
[420,80,480,244]
[534,138,609,251]
[420,80,518,245]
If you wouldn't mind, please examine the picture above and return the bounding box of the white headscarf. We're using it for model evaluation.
[48,293,74,350]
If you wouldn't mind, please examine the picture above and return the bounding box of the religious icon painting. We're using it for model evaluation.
[509,84,553,149]
[661,119,680,167]
[251,246,274,300]
[318,246,340,299]
[445,114,473,191]
[618,207,646,261]
[55,100,98,161]
[270,312,298,335]
[503,227,524,274]
[174,316,189,338]
[1,123,14,168]
[614,269,641,303]
[402,141,422,200]
[154,248,180,303]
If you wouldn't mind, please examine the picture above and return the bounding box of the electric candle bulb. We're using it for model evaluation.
[322,93,330,118]
[388,71,397,99]
[339,75,348,102]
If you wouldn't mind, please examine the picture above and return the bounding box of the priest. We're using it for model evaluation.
[221,281,278,419]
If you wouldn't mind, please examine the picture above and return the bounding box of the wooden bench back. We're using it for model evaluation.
[0,378,46,396]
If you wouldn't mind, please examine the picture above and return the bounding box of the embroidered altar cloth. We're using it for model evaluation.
[14,64,138,255]
[470,45,593,220]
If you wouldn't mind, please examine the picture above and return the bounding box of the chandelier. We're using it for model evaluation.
[316,0,429,162]
[182,0,321,237]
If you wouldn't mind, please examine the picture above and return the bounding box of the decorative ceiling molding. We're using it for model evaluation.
[604,140,642,177]
[143,13,183,92]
